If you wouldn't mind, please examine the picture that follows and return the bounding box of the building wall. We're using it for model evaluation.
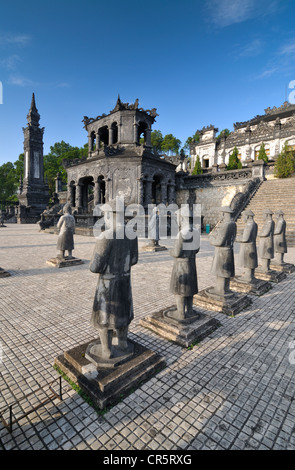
[191,110,295,169]
[176,181,251,229]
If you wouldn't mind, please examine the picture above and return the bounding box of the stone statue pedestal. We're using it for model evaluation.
[54,339,165,410]
[255,267,287,283]
[46,256,83,268]
[85,338,135,369]
[140,306,220,348]
[230,276,272,296]
[269,261,295,274]
[193,287,251,316]
[142,240,167,252]
[0,267,10,278]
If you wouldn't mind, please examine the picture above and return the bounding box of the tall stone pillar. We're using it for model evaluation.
[134,123,139,144]
[96,132,101,151]
[168,184,176,204]
[137,179,144,206]
[145,128,152,147]
[144,179,153,207]
[94,180,101,206]
[161,183,168,205]
[88,134,93,152]
[76,183,83,210]
[109,127,114,145]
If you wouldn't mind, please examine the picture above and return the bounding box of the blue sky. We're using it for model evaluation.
[1,0,295,165]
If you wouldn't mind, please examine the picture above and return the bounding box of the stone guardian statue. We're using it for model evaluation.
[237,209,258,282]
[89,199,138,361]
[169,208,200,320]
[258,209,274,272]
[273,210,287,265]
[209,206,236,297]
[56,203,75,259]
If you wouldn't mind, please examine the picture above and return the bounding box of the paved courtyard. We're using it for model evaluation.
[0,224,295,451]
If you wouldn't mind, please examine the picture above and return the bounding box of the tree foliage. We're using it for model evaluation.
[216,129,231,141]
[0,162,19,203]
[192,155,203,175]
[274,142,295,178]
[161,134,181,155]
[227,146,242,170]
[183,132,200,153]
[44,141,87,195]
[258,142,268,163]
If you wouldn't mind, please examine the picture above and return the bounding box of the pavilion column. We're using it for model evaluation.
[94,180,101,206]
[96,132,101,151]
[109,127,114,145]
[168,183,176,204]
[144,179,153,207]
[145,127,152,147]
[75,183,83,210]
[161,182,168,205]
[88,134,93,152]
[137,178,144,206]
[134,123,139,144]
[68,184,75,206]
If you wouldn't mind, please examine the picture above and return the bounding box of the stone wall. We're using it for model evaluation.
[176,165,263,230]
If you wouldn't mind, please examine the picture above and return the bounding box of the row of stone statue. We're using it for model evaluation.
[209,206,288,295]
[48,203,291,356]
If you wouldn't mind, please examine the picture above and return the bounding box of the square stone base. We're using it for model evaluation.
[54,339,165,410]
[230,276,272,296]
[255,267,287,283]
[270,262,295,274]
[140,306,220,348]
[46,256,84,268]
[0,268,10,278]
[142,244,167,252]
[193,287,252,316]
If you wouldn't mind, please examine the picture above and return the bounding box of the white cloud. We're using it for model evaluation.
[255,68,278,80]
[279,41,295,56]
[0,33,31,47]
[8,75,36,87]
[238,39,264,58]
[0,54,22,70]
[205,0,279,28]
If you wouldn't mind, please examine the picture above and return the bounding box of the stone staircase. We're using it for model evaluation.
[236,176,295,246]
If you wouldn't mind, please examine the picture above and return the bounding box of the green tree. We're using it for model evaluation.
[13,153,24,182]
[0,162,19,203]
[192,155,203,175]
[258,142,268,163]
[150,130,164,154]
[161,134,181,155]
[44,141,85,195]
[216,129,231,141]
[227,146,242,170]
[183,132,200,153]
[274,143,295,178]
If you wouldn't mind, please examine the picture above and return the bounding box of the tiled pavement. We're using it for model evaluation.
[0,224,295,451]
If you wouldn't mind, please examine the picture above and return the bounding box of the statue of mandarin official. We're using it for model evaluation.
[89,199,138,360]
[169,207,200,320]
[56,203,75,259]
[259,209,275,272]
[237,209,258,282]
[274,210,287,265]
[209,206,236,297]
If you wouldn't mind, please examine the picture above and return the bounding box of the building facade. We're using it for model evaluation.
[190,101,295,170]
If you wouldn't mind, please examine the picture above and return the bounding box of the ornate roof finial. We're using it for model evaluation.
[30,92,37,111]
[27,92,40,126]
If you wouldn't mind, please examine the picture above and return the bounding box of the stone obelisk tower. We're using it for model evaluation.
[17,93,49,223]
